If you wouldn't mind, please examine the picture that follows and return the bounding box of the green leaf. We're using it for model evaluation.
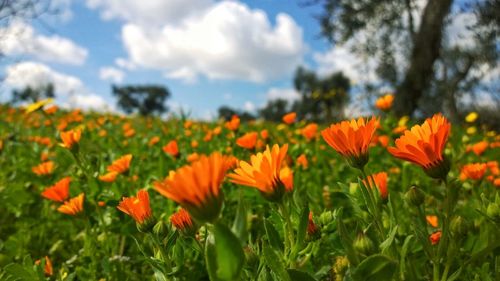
[379,226,398,254]
[232,194,248,243]
[399,235,414,280]
[287,269,317,281]
[263,245,291,281]
[351,254,397,281]
[3,263,39,281]
[296,204,309,249]
[264,219,284,251]
[336,208,360,265]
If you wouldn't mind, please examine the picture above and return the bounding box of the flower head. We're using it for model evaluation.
[375,94,394,111]
[363,172,388,200]
[154,152,234,222]
[32,161,55,176]
[236,132,258,150]
[163,140,179,158]
[41,177,71,202]
[429,230,442,245]
[24,98,54,114]
[225,115,240,131]
[107,154,132,174]
[118,189,154,231]
[170,208,196,235]
[60,129,81,149]
[321,117,378,169]
[388,114,451,179]
[35,256,53,276]
[301,123,318,141]
[459,163,487,181]
[282,112,296,124]
[99,171,119,182]
[229,144,292,202]
[58,193,84,215]
[426,215,438,228]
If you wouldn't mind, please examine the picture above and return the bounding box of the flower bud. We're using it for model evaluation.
[450,216,468,238]
[153,220,169,238]
[486,203,500,222]
[318,211,334,227]
[405,185,425,206]
[137,217,156,233]
[353,233,374,256]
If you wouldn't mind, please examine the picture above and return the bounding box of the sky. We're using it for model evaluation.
[0,0,496,119]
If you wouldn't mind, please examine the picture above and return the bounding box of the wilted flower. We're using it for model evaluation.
[41,177,71,202]
[58,193,84,215]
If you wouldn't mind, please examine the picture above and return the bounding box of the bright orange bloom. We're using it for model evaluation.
[363,172,388,200]
[388,114,451,179]
[41,177,71,202]
[429,231,442,245]
[236,132,258,149]
[44,105,58,115]
[467,141,488,156]
[376,135,390,148]
[307,212,318,236]
[225,115,240,131]
[163,140,179,157]
[117,189,153,225]
[392,125,407,135]
[154,152,234,222]
[229,144,292,202]
[32,161,55,176]
[301,123,318,141]
[35,256,53,276]
[296,154,308,169]
[321,117,378,169]
[58,193,84,215]
[99,171,119,182]
[191,140,199,148]
[282,112,296,124]
[375,94,394,111]
[487,161,499,176]
[260,129,269,140]
[426,215,438,228]
[148,136,160,146]
[60,129,81,149]
[170,208,195,233]
[107,154,132,174]
[459,163,487,181]
[187,152,200,163]
[494,178,500,187]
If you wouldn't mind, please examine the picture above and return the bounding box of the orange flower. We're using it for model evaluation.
[41,177,71,202]
[148,136,160,146]
[307,212,318,236]
[487,161,499,176]
[99,171,119,182]
[170,208,196,235]
[225,115,240,131]
[260,129,269,140]
[375,94,394,111]
[35,256,53,276]
[58,193,84,215]
[388,114,451,179]
[282,112,296,124]
[426,215,438,228]
[44,105,58,115]
[191,140,199,148]
[163,140,179,158]
[32,161,55,176]
[429,230,442,245]
[467,141,488,156]
[117,189,153,228]
[459,163,487,181]
[363,172,388,200]
[154,152,233,222]
[321,117,378,169]
[296,154,308,169]
[60,129,81,149]
[236,132,258,150]
[229,144,292,202]
[107,154,132,174]
[301,123,318,141]
[377,135,390,148]
[187,152,200,163]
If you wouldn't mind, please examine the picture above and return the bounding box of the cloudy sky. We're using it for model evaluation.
[0,0,493,118]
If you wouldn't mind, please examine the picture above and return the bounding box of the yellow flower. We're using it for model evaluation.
[398,116,410,127]
[465,112,478,123]
[466,127,477,135]
[24,98,54,114]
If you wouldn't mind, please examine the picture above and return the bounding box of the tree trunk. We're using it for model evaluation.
[394,0,454,117]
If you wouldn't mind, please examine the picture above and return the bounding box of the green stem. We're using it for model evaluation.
[279,200,295,265]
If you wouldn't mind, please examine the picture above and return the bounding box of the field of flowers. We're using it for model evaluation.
[0,99,499,281]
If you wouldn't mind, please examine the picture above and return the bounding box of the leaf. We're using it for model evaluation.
[296,204,309,250]
[263,245,291,281]
[264,219,284,251]
[336,208,360,265]
[379,226,398,254]
[351,254,397,281]
[287,269,317,281]
[399,235,414,280]
[3,263,39,281]
[232,194,248,243]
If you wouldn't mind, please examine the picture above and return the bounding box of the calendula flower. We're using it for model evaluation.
[107,154,132,174]
[41,177,71,202]
[388,114,451,179]
[163,140,179,158]
[148,136,160,146]
[187,152,200,163]
[459,163,487,181]
[429,230,442,245]
[307,212,318,237]
[32,161,55,176]
[58,193,84,215]
[60,129,81,149]
[363,172,388,200]
[170,208,196,235]
[321,117,379,169]
[465,112,478,123]
[375,94,394,111]
[225,115,240,131]
[467,141,488,156]
[118,189,154,232]
[99,171,119,182]
[301,123,318,141]
[282,112,297,124]
[260,129,269,140]
[236,132,258,150]
[35,256,53,276]
[426,215,438,228]
[229,144,292,202]
[44,105,58,115]
[296,154,308,169]
[154,152,234,222]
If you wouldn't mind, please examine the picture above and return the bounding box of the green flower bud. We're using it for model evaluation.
[153,220,169,238]
[486,203,500,222]
[405,185,425,206]
[353,233,374,256]
[318,211,334,227]
[450,216,468,238]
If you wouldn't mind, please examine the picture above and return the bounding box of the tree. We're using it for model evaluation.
[112,85,170,116]
[259,99,289,122]
[11,83,54,104]
[217,105,255,121]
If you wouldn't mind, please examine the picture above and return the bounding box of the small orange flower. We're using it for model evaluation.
[60,129,81,149]
[163,140,179,158]
[58,193,84,215]
[487,161,499,176]
[35,256,53,276]
[44,105,58,115]
[148,136,160,146]
[41,177,71,202]
[191,140,199,148]
[388,114,451,179]
[117,189,153,226]
[260,129,269,140]
[426,215,439,228]
[321,117,378,169]
[377,135,390,148]
[107,154,132,174]
[429,230,442,245]
[225,115,240,131]
[236,132,258,150]
[375,94,394,111]
[229,144,292,202]
[363,172,388,200]
[187,152,200,163]
[301,123,318,141]
[467,141,488,156]
[154,153,234,222]
[282,112,296,124]
[459,163,487,181]
[99,171,119,182]
[307,212,318,236]
[32,161,55,176]
[170,208,195,234]
[296,154,308,169]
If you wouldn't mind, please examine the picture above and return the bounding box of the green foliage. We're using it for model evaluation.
[112,84,171,116]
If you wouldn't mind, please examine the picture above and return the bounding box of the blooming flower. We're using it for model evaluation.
[363,172,388,200]
[58,193,84,215]
[375,94,394,111]
[301,123,318,141]
[148,136,160,146]
[429,230,442,245]
[426,215,438,228]
[99,171,119,182]
[107,154,132,174]
[24,98,54,114]
[388,114,451,179]
[170,208,196,235]
[282,112,296,124]
[225,115,240,131]
[32,161,55,176]
[467,141,488,156]
[465,112,478,123]
[163,140,179,158]
[321,117,378,169]
[154,152,234,222]
[35,256,53,276]
[459,163,487,181]
[236,132,258,150]
[60,129,81,149]
[41,177,71,202]
[296,154,308,169]
[229,144,292,202]
[118,189,153,230]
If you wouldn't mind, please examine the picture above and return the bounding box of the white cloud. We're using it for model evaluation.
[0,21,88,65]
[115,57,136,70]
[120,1,304,82]
[99,66,125,83]
[243,101,256,112]
[266,87,301,102]
[445,12,477,50]
[4,61,113,111]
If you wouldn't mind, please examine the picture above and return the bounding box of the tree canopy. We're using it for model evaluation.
[112,85,171,116]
